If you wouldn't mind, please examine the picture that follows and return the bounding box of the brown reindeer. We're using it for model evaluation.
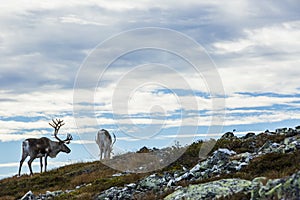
[18,119,73,176]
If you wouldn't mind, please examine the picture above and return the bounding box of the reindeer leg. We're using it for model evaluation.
[100,148,103,160]
[18,154,27,176]
[28,157,35,176]
[105,147,110,159]
[104,148,108,159]
[100,151,103,160]
[40,157,43,173]
[44,154,48,172]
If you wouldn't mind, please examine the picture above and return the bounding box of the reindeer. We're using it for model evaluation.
[18,119,73,176]
[95,129,116,160]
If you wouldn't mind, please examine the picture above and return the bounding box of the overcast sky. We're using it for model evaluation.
[0,0,300,177]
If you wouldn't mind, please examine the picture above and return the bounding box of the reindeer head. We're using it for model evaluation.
[49,119,73,153]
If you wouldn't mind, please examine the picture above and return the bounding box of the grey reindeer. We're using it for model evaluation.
[18,119,73,176]
[95,129,116,160]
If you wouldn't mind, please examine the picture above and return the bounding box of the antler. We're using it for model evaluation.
[63,133,73,144]
[49,119,66,143]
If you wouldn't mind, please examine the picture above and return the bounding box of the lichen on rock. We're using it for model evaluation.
[164,178,252,200]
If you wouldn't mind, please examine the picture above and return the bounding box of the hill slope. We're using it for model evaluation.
[2,128,300,199]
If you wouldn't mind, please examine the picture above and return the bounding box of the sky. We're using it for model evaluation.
[0,0,300,178]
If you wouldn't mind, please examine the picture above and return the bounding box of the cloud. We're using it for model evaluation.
[212,21,300,55]
[59,15,107,26]
[1,81,300,142]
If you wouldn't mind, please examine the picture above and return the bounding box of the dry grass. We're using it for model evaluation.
[0,196,15,200]
[241,151,300,179]
[0,160,145,199]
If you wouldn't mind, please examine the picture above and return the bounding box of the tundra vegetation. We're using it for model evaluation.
[1,127,300,199]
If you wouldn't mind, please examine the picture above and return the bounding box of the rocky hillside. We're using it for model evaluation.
[2,126,300,199]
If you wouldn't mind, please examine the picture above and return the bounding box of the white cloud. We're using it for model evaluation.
[0,89,73,117]
[218,62,300,95]
[225,93,300,109]
[213,21,300,54]
[0,1,227,15]
[224,110,300,126]
[59,15,107,26]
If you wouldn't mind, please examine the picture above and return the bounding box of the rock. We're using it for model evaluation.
[275,127,297,136]
[208,148,236,166]
[218,148,237,156]
[251,171,300,199]
[65,189,75,193]
[221,132,235,139]
[250,177,267,199]
[258,141,282,154]
[112,173,123,177]
[181,165,188,171]
[75,185,81,189]
[242,132,256,139]
[137,146,151,153]
[187,149,252,183]
[21,191,36,200]
[167,179,175,187]
[282,137,300,153]
[252,177,267,185]
[126,183,136,189]
[286,128,297,137]
[284,137,293,145]
[230,152,253,163]
[164,178,252,200]
[175,172,194,182]
[46,190,55,197]
[235,162,248,171]
[97,169,300,200]
[275,128,288,134]
[190,163,201,173]
[271,143,280,148]
[257,135,300,154]
[138,174,164,190]
[295,125,300,132]
[20,182,91,199]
